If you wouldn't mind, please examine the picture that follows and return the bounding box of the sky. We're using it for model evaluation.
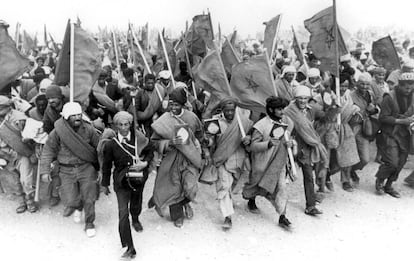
[2,0,414,42]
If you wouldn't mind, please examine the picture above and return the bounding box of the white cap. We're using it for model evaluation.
[39,78,53,92]
[294,85,311,97]
[357,72,372,82]
[340,53,351,62]
[61,102,82,120]
[158,70,171,80]
[307,68,320,78]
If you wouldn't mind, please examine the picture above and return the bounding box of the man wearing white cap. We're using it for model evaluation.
[349,73,379,185]
[40,102,100,237]
[386,59,414,90]
[377,72,414,197]
[157,70,173,95]
[302,68,324,97]
[284,85,328,216]
[275,65,297,101]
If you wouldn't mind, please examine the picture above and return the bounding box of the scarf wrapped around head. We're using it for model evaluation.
[219,97,238,109]
[169,87,187,105]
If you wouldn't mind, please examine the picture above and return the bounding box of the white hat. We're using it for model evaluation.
[340,53,351,62]
[307,68,320,78]
[158,70,171,80]
[357,72,372,82]
[175,81,188,89]
[294,85,311,97]
[39,78,53,92]
[399,72,414,81]
[61,102,82,120]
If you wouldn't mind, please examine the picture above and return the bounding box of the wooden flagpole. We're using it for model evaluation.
[70,20,75,102]
[333,0,341,125]
[111,30,120,73]
[270,14,282,63]
[159,30,176,89]
[291,26,309,72]
[131,25,152,74]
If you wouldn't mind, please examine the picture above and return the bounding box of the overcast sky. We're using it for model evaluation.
[2,0,414,42]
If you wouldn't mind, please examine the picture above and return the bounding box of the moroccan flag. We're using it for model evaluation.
[21,30,35,55]
[185,14,214,58]
[292,27,305,66]
[221,38,241,76]
[263,14,281,59]
[304,6,347,76]
[194,49,230,101]
[54,20,102,104]
[230,54,276,113]
[0,22,30,91]
[371,36,401,72]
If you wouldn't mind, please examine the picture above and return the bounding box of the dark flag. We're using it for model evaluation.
[54,20,102,104]
[304,6,347,76]
[221,38,241,76]
[292,27,305,66]
[185,14,214,58]
[371,36,401,72]
[0,21,30,91]
[263,14,281,59]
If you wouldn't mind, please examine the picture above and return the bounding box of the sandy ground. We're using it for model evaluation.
[1,154,414,261]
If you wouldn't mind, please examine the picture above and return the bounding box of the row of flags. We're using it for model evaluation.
[0,5,404,112]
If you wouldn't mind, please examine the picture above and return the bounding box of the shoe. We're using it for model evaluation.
[342,182,354,192]
[222,216,232,230]
[384,187,401,198]
[73,210,82,223]
[85,223,96,238]
[16,203,27,214]
[278,215,291,230]
[325,181,334,192]
[63,207,76,217]
[26,201,39,213]
[305,206,323,216]
[174,217,184,228]
[132,220,143,232]
[184,203,194,219]
[375,178,385,195]
[121,247,136,259]
[49,196,60,207]
[247,198,260,214]
[351,171,360,186]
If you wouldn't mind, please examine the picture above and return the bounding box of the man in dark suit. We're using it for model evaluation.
[101,111,154,259]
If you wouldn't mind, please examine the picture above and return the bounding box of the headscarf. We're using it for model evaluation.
[169,87,187,105]
[45,84,63,99]
[294,85,312,97]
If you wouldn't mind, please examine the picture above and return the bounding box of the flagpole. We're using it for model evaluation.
[213,44,246,138]
[263,49,278,97]
[111,30,120,73]
[159,30,176,90]
[333,0,341,125]
[15,22,20,49]
[131,25,152,74]
[183,40,198,100]
[291,26,309,72]
[70,20,75,102]
[226,37,241,63]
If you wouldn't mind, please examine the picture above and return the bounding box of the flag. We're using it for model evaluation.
[185,14,214,58]
[230,54,275,113]
[230,29,237,46]
[54,20,102,104]
[0,22,30,91]
[221,38,241,76]
[304,6,347,76]
[371,36,401,72]
[194,49,230,102]
[292,27,305,66]
[48,33,59,53]
[140,23,149,51]
[43,24,48,47]
[21,30,35,55]
[263,14,281,59]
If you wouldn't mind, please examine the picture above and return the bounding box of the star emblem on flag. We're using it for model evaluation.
[325,27,335,49]
[245,74,259,93]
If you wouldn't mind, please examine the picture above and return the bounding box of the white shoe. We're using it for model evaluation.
[73,210,82,223]
[86,228,96,238]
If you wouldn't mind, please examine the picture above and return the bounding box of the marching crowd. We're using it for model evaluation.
[2,31,414,259]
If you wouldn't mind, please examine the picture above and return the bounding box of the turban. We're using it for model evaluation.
[372,67,386,75]
[219,97,237,109]
[294,85,311,98]
[61,102,82,120]
[357,72,372,82]
[169,87,187,105]
[45,85,63,99]
[113,111,133,125]
[158,70,171,80]
[39,78,53,93]
[175,81,188,89]
[9,109,28,123]
[307,68,320,78]
[399,72,414,82]
[340,53,351,62]
[281,65,296,76]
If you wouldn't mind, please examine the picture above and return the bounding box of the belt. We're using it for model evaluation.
[59,162,87,168]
